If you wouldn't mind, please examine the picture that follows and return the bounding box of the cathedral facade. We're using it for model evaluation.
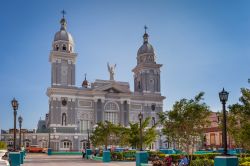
[1,15,165,151]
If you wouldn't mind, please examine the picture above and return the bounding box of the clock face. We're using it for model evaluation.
[61,66,68,76]
[62,99,67,106]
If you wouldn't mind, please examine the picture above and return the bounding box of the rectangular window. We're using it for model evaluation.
[80,120,89,133]
[210,133,215,145]
[105,112,118,124]
[219,133,222,145]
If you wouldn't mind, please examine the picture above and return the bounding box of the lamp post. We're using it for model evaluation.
[18,116,23,150]
[87,128,90,149]
[219,88,229,156]
[138,112,143,151]
[48,115,51,149]
[159,133,162,149]
[11,98,18,151]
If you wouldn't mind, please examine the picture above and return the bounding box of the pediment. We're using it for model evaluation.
[94,83,130,93]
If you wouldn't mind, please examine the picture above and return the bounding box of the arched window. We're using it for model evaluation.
[62,140,72,149]
[55,45,59,51]
[104,102,119,124]
[62,113,66,126]
[62,44,67,51]
[138,81,141,89]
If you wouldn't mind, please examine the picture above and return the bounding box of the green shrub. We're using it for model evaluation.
[147,151,165,161]
[190,159,214,166]
[240,157,250,164]
[111,150,136,161]
[111,152,123,160]
[169,153,220,162]
[0,141,7,150]
[240,162,250,166]
[238,154,250,158]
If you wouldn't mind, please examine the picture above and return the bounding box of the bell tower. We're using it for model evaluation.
[132,26,162,94]
[49,11,77,87]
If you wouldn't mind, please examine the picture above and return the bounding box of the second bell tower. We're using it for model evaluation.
[49,14,77,87]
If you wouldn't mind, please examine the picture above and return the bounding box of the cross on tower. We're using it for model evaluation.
[144,25,148,33]
[61,10,66,18]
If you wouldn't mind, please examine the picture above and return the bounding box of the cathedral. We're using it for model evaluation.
[1,15,165,151]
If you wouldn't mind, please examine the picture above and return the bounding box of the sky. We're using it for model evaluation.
[0,0,249,130]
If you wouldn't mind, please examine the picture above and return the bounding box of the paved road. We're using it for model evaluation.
[23,154,136,166]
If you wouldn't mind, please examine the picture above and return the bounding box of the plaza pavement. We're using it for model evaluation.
[23,153,136,166]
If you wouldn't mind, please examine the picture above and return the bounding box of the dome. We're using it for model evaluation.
[54,30,74,43]
[82,74,89,88]
[53,18,74,44]
[82,79,88,88]
[137,30,154,55]
[137,43,154,55]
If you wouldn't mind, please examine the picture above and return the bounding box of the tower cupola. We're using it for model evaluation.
[52,10,74,53]
[49,10,77,87]
[137,26,156,65]
[132,26,162,94]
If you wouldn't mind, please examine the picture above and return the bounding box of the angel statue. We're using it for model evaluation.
[107,62,116,80]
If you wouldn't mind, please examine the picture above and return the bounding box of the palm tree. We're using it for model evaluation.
[90,121,117,150]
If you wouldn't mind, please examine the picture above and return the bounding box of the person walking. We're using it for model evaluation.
[178,155,189,166]
[82,148,86,159]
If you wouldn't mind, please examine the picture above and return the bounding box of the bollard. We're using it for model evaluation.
[9,152,21,166]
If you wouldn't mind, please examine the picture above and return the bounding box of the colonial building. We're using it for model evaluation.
[1,15,165,151]
[204,112,235,150]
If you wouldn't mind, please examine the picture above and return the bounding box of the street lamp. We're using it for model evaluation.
[87,127,90,149]
[11,98,18,151]
[18,116,23,150]
[219,88,229,155]
[138,112,143,151]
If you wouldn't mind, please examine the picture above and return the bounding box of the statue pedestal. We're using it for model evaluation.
[136,151,148,166]
[214,156,238,166]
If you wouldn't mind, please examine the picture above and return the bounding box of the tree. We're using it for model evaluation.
[127,117,157,150]
[159,92,211,154]
[90,121,118,150]
[90,118,158,150]
[0,141,7,150]
[228,88,250,151]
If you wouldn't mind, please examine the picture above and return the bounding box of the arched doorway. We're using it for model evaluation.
[80,140,88,150]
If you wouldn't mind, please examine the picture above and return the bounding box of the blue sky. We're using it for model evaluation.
[0,0,249,130]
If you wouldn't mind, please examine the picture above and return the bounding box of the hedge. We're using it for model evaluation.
[189,159,214,166]
[0,141,6,150]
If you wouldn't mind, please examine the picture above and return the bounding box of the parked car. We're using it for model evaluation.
[26,145,43,153]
